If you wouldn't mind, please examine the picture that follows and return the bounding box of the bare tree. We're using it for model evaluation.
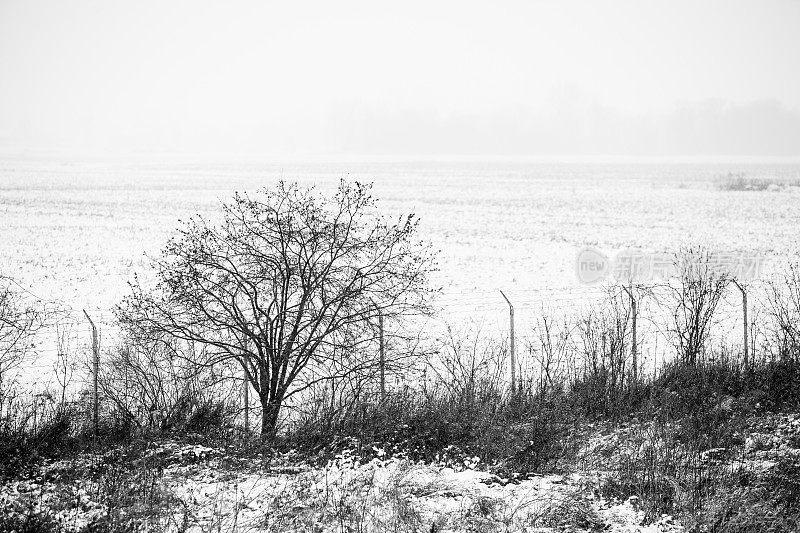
[528,313,574,403]
[99,327,233,431]
[665,247,729,365]
[575,289,632,414]
[118,181,437,436]
[765,262,800,362]
[0,276,49,394]
[429,322,507,402]
[53,324,78,413]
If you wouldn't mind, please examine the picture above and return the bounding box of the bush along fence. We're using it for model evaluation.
[3,256,800,444]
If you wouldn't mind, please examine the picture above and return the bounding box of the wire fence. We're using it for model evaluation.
[1,272,795,433]
[6,276,788,378]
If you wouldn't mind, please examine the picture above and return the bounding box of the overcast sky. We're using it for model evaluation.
[1,0,799,157]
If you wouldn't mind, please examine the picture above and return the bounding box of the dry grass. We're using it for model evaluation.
[715,172,800,191]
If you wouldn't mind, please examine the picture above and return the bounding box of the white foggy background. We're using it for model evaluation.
[1,0,799,157]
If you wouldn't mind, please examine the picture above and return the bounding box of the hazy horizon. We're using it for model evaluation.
[2,0,800,158]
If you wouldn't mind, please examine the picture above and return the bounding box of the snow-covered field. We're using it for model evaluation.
[2,156,799,312]
[2,156,800,385]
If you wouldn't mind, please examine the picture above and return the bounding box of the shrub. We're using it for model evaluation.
[715,173,800,191]
[284,375,575,475]
[29,408,75,458]
[693,457,800,532]
[0,404,84,472]
[0,507,61,533]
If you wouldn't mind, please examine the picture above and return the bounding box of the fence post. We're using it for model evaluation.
[732,280,748,370]
[499,290,516,395]
[83,310,99,443]
[378,310,386,401]
[33,394,38,434]
[622,285,637,383]
[239,336,250,435]
[244,366,249,435]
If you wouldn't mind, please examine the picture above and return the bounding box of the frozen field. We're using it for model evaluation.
[3,157,799,306]
[1,156,800,375]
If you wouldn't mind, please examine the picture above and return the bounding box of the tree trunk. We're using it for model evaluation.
[260,396,282,439]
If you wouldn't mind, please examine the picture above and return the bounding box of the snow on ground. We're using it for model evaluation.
[7,414,800,533]
[5,413,798,531]
[0,441,684,533]
[159,447,684,532]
